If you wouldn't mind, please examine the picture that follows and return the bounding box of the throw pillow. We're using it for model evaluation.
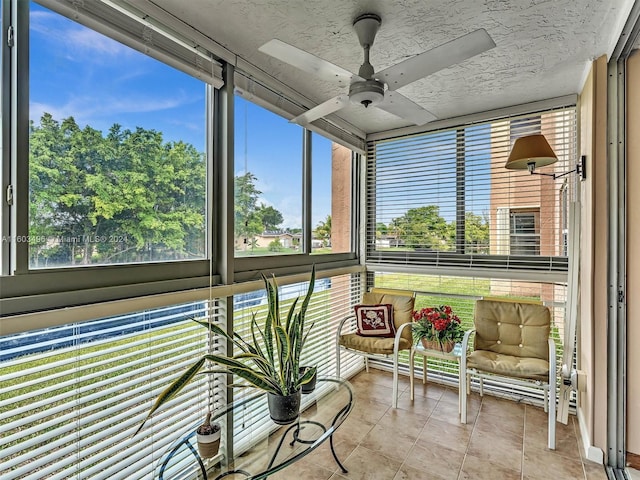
[354,304,395,337]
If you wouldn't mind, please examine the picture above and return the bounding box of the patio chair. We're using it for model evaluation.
[335,288,415,408]
[459,298,557,449]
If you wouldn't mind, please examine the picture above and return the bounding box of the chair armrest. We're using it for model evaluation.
[461,329,476,353]
[460,329,476,374]
[393,322,413,354]
[335,314,355,347]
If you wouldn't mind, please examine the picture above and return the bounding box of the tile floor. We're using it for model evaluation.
[271,368,608,480]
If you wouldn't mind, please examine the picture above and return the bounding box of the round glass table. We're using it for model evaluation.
[156,377,354,479]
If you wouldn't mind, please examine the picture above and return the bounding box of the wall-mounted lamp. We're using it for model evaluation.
[505,134,586,180]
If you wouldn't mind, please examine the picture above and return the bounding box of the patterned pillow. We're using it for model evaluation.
[354,304,395,337]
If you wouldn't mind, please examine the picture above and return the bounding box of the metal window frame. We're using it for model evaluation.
[606,1,640,476]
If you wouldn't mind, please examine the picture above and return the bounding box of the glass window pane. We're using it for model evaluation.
[311,133,352,254]
[28,3,207,268]
[234,96,302,256]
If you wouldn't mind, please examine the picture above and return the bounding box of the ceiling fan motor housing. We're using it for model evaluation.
[349,79,384,107]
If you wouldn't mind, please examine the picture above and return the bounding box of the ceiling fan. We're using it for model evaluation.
[259,13,496,126]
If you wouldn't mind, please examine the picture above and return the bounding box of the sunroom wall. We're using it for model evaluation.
[577,55,609,463]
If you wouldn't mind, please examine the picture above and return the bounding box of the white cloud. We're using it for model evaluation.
[30,92,196,128]
[31,9,133,63]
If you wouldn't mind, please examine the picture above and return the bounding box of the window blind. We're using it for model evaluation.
[0,301,221,480]
[366,106,577,275]
[38,0,224,88]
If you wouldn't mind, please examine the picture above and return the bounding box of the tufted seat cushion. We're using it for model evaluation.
[467,350,550,381]
[339,333,412,354]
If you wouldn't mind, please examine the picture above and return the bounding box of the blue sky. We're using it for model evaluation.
[29,3,333,229]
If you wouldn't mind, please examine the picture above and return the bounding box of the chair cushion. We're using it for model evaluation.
[339,333,411,355]
[467,350,550,381]
[362,291,415,343]
[354,304,395,337]
[474,300,551,361]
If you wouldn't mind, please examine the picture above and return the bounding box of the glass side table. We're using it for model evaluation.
[156,377,354,480]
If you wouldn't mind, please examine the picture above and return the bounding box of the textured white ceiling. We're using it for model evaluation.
[151,0,632,135]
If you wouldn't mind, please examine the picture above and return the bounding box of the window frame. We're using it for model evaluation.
[0,1,360,317]
[364,105,576,278]
[509,207,541,256]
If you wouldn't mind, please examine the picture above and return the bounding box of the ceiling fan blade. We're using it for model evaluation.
[290,94,350,126]
[377,91,437,126]
[259,39,354,83]
[378,28,496,91]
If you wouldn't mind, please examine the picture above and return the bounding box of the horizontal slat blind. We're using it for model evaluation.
[372,272,569,407]
[230,273,363,457]
[38,0,224,88]
[366,106,577,274]
[0,301,223,480]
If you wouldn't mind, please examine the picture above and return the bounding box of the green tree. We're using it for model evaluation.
[376,222,388,238]
[234,172,263,249]
[29,113,206,266]
[390,205,454,251]
[465,211,490,253]
[234,174,284,250]
[256,204,283,231]
[314,215,332,247]
[268,239,283,252]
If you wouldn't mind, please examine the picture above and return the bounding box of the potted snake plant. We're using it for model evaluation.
[135,266,317,434]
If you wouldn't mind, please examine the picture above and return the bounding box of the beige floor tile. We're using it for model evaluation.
[467,425,523,472]
[459,453,522,480]
[299,370,597,480]
[377,407,431,439]
[522,447,586,480]
[479,394,526,421]
[524,405,581,459]
[394,462,455,480]
[353,369,410,391]
[333,415,375,444]
[395,389,440,414]
[360,424,415,462]
[432,397,468,426]
[403,438,465,477]
[439,387,461,406]
[350,396,390,424]
[339,445,402,480]
[474,409,524,437]
[268,453,336,480]
[583,460,607,480]
[409,380,448,401]
[417,417,473,454]
[306,436,358,472]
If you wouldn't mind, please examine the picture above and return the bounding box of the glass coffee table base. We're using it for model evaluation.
[266,420,348,474]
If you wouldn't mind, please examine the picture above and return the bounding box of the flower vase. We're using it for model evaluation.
[421,338,455,353]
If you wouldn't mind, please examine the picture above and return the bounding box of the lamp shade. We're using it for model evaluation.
[505,134,558,170]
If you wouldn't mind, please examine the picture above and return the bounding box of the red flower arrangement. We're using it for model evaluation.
[411,305,464,350]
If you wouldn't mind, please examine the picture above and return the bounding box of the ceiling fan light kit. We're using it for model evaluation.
[349,79,384,107]
[260,12,495,127]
